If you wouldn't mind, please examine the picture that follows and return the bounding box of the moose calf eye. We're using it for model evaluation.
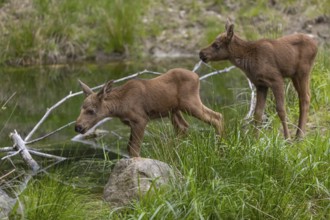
[212,43,220,50]
[86,109,95,115]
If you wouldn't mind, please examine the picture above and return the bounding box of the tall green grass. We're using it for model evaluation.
[133,126,329,219]
[9,160,114,220]
[10,176,91,220]
[0,0,149,65]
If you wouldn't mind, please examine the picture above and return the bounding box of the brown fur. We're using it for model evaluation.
[75,68,223,157]
[199,19,318,139]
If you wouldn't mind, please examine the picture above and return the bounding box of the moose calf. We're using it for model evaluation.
[199,20,318,139]
[75,68,223,157]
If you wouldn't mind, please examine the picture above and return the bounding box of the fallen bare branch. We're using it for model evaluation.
[0,147,14,152]
[26,121,76,144]
[199,66,236,80]
[10,131,40,172]
[28,150,66,161]
[192,60,203,72]
[114,69,162,84]
[110,131,123,140]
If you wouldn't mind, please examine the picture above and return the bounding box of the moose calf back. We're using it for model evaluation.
[260,34,318,78]
[146,68,201,105]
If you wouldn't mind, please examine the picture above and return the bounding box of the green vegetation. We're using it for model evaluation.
[0,0,149,65]
[1,0,329,65]
[11,183,105,220]
[10,176,92,220]
[8,52,329,219]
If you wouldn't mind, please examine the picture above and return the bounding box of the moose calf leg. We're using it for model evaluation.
[292,75,311,139]
[171,111,189,135]
[183,101,223,136]
[128,120,147,157]
[202,106,224,135]
[254,86,268,136]
[271,82,290,139]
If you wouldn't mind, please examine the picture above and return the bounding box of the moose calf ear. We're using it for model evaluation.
[97,80,114,99]
[225,18,231,31]
[226,23,234,42]
[79,80,93,97]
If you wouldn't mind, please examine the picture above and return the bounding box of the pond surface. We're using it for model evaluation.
[0,58,248,175]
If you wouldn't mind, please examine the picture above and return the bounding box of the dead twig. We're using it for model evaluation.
[244,78,257,121]
[0,147,14,152]
[28,150,66,161]
[26,121,76,144]
[0,169,16,180]
[199,66,236,80]
[1,149,22,160]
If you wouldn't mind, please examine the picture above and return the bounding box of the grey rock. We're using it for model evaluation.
[103,157,178,207]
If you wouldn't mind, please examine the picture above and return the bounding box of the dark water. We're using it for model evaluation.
[0,58,248,175]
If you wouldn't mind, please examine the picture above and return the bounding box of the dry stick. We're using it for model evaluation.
[71,118,112,142]
[1,149,21,160]
[26,121,76,145]
[1,92,16,109]
[0,148,65,161]
[0,169,16,180]
[244,78,257,120]
[192,60,203,72]
[28,150,66,161]
[0,147,14,152]
[72,118,130,158]
[24,91,80,142]
[199,66,236,80]
[10,131,40,172]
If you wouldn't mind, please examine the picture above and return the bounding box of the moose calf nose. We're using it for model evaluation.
[75,125,83,133]
[199,51,207,62]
